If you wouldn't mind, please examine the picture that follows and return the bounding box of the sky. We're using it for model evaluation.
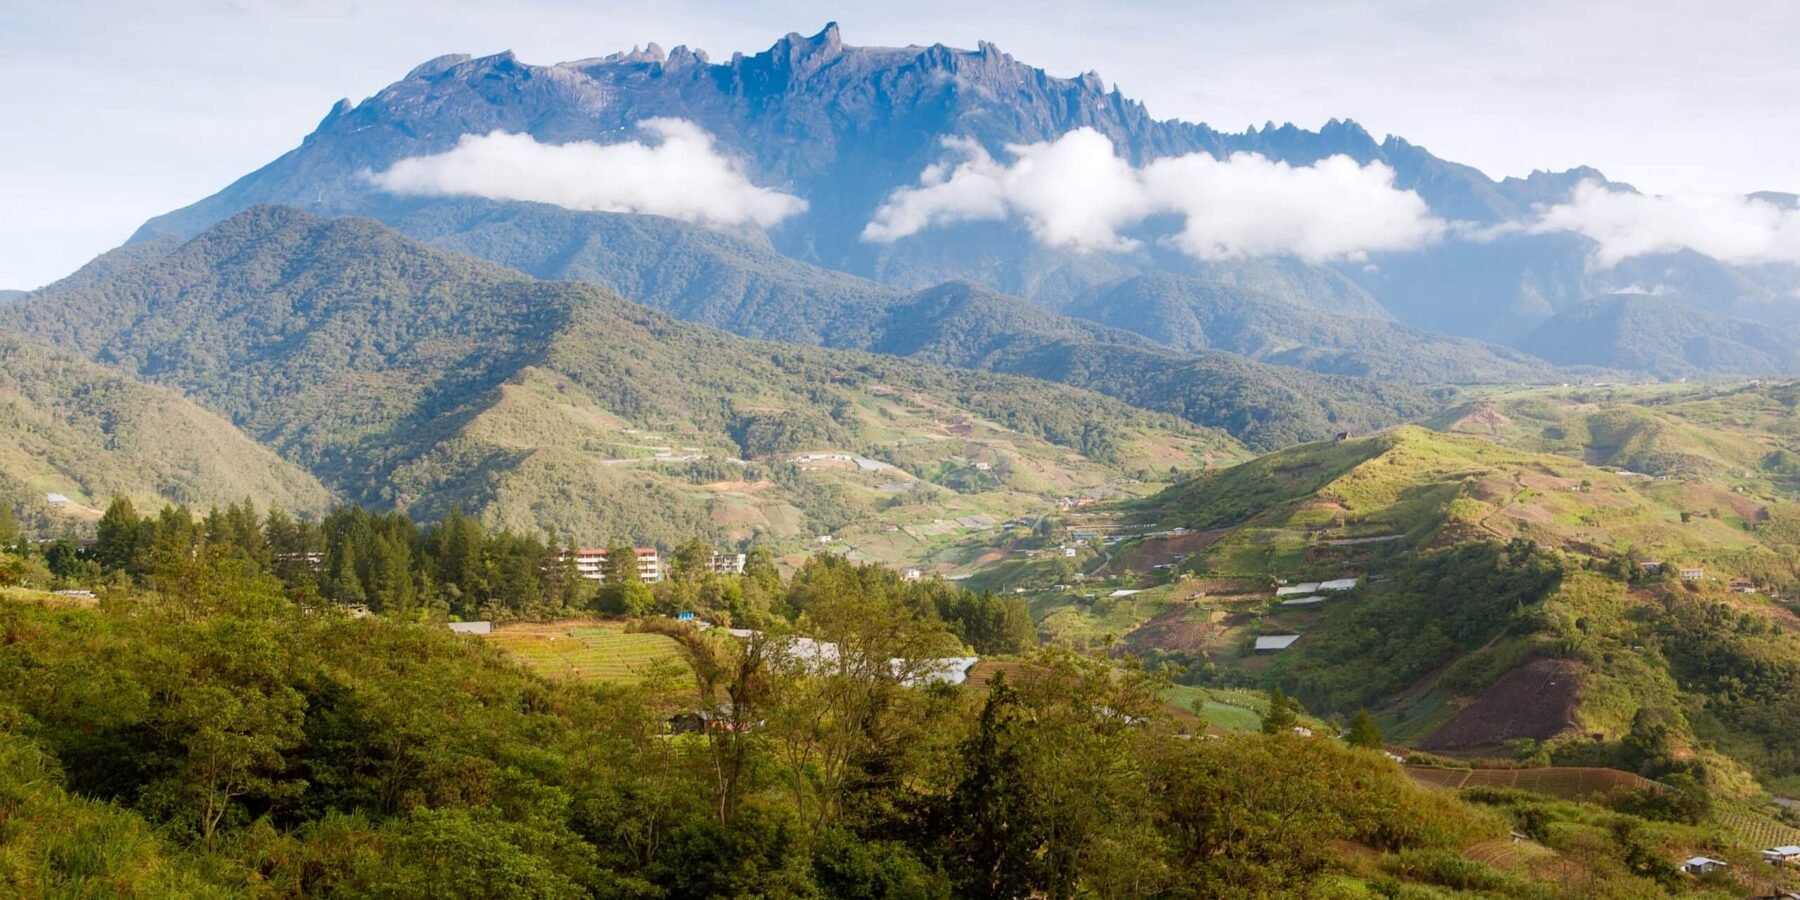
[2,0,1797,289]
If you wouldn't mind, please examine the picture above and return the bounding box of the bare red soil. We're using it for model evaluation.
[1419,658,1582,752]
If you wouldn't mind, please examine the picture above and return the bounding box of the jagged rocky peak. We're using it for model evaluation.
[602,43,667,65]
[405,53,472,80]
[767,22,845,67]
[666,44,709,67]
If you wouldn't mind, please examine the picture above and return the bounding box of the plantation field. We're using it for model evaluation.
[1713,806,1800,849]
[1405,766,1658,799]
[485,620,690,686]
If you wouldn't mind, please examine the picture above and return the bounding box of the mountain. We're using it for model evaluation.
[1,206,1235,545]
[125,25,1800,371]
[0,291,23,304]
[1518,293,1800,377]
[92,200,1445,449]
[0,331,335,527]
[1061,272,1566,383]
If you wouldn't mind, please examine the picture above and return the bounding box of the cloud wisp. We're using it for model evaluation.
[369,119,806,229]
[1525,181,1800,267]
[863,128,1444,262]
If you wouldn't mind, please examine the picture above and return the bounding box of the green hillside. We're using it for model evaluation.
[993,425,1800,803]
[1437,380,1800,488]
[382,201,1445,448]
[1138,426,1798,578]
[0,332,334,527]
[1064,272,1568,384]
[1,207,1231,548]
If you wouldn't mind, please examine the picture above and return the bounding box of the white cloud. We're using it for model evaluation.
[1526,180,1800,267]
[863,128,1443,262]
[862,131,1149,251]
[1141,152,1442,262]
[369,119,806,229]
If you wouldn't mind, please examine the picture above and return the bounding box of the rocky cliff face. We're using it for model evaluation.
[127,24,1800,360]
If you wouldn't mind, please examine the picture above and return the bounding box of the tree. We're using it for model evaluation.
[435,506,486,615]
[596,544,652,616]
[934,671,1039,898]
[43,539,81,581]
[1261,686,1298,735]
[1346,709,1382,749]
[671,536,713,582]
[95,496,141,574]
[0,503,17,548]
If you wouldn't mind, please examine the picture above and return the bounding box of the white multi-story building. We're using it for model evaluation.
[571,547,662,583]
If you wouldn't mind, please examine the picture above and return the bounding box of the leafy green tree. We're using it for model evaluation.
[95,496,141,574]
[1261,686,1299,735]
[367,533,417,615]
[1346,709,1383,749]
[0,503,17,548]
[670,536,713,582]
[43,540,80,581]
[596,544,652,616]
[434,506,486,616]
[932,671,1039,898]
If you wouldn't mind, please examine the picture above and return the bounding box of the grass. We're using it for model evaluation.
[485,620,691,686]
[1160,684,1263,732]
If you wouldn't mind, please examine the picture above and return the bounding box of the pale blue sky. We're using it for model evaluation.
[3,0,1796,288]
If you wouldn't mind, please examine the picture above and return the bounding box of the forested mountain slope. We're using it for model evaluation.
[0,332,335,527]
[23,206,1442,453]
[0,207,1228,544]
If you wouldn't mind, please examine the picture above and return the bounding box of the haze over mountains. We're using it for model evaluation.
[122,23,1800,377]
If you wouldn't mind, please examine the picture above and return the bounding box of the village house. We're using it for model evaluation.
[1640,561,1663,574]
[902,568,922,582]
[571,547,663,583]
[1730,577,1757,593]
[1681,856,1727,876]
[447,621,492,635]
[1763,845,1800,866]
[1680,567,1704,581]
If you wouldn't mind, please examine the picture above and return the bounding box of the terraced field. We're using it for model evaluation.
[1404,766,1659,799]
[484,620,690,686]
[1714,806,1800,849]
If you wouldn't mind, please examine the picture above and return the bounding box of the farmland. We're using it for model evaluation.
[484,619,691,686]
[1403,766,1660,799]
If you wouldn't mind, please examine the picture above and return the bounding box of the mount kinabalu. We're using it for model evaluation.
[128,23,1800,373]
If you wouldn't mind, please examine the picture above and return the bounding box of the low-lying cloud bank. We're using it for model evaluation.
[369,119,806,228]
[1526,181,1800,267]
[862,128,1444,263]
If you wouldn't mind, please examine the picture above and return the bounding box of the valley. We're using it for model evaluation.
[7,12,1800,897]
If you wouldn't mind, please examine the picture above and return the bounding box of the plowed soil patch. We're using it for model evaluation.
[1120,531,1226,570]
[1419,658,1581,752]
[1120,606,1214,654]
